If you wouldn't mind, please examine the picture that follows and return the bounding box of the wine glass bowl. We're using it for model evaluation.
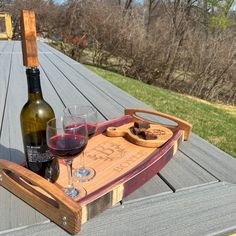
[63,105,98,182]
[47,116,87,198]
[48,131,87,158]
[63,105,98,138]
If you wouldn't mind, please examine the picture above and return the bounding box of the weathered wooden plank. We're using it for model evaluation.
[2,182,236,236]
[0,42,28,163]
[10,43,65,117]
[0,187,49,233]
[39,64,66,117]
[180,133,236,184]
[37,43,149,109]
[0,42,65,163]
[0,42,14,134]
[0,40,8,51]
[158,150,218,191]
[38,52,106,122]
[40,50,124,120]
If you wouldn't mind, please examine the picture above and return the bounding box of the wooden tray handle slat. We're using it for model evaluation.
[0,159,81,235]
[125,108,192,140]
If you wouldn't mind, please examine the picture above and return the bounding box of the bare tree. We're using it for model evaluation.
[5,0,234,104]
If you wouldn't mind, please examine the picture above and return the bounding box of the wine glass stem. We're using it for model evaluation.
[80,151,85,171]
[65,159,74,189]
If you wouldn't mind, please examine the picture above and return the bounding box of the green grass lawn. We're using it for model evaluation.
[87,65,236,158]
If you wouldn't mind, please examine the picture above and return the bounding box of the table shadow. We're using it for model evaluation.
[0,144,25,164]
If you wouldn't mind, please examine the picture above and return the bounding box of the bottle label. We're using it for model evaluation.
[26,145,54,163]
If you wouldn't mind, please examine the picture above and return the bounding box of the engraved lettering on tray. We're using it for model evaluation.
[113,151,146,173]
[86,141,147,173]
[86,141,127,162]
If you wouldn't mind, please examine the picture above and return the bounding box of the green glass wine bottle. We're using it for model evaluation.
[20,68,59,183]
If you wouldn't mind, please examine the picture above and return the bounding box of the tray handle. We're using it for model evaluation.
[125,108,192,140]
[0,159,81,235]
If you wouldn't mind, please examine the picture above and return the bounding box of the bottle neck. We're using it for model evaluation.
[26,68,43,100]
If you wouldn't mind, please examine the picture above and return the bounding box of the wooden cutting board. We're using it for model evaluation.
[106,123,173,148]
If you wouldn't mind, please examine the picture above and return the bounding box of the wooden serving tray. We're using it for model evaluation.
[0,109,192,235]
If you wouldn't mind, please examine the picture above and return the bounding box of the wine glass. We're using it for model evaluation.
[46,116,87,198]
[63,105,98,182]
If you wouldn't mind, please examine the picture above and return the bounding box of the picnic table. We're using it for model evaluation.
[0,40,236,236]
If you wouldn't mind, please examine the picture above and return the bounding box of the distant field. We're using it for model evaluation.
[87,65,236,158]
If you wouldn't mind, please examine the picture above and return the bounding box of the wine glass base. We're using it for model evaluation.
[73,167,96,182]
[64,186,87,199]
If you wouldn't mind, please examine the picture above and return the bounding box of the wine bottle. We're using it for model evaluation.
[20,68,59,183]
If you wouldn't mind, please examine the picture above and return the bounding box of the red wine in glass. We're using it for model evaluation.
[48,134,87,158]
[87,123,97,138]
[65,123,96,139]
[47,116,87,198]
[63,105,98,182]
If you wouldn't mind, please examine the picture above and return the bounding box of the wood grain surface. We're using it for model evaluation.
[21,10,38,67]
[106,123,173,148]
[2,182,236,236]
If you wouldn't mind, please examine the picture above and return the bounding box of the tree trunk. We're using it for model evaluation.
[144,0,151,35]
